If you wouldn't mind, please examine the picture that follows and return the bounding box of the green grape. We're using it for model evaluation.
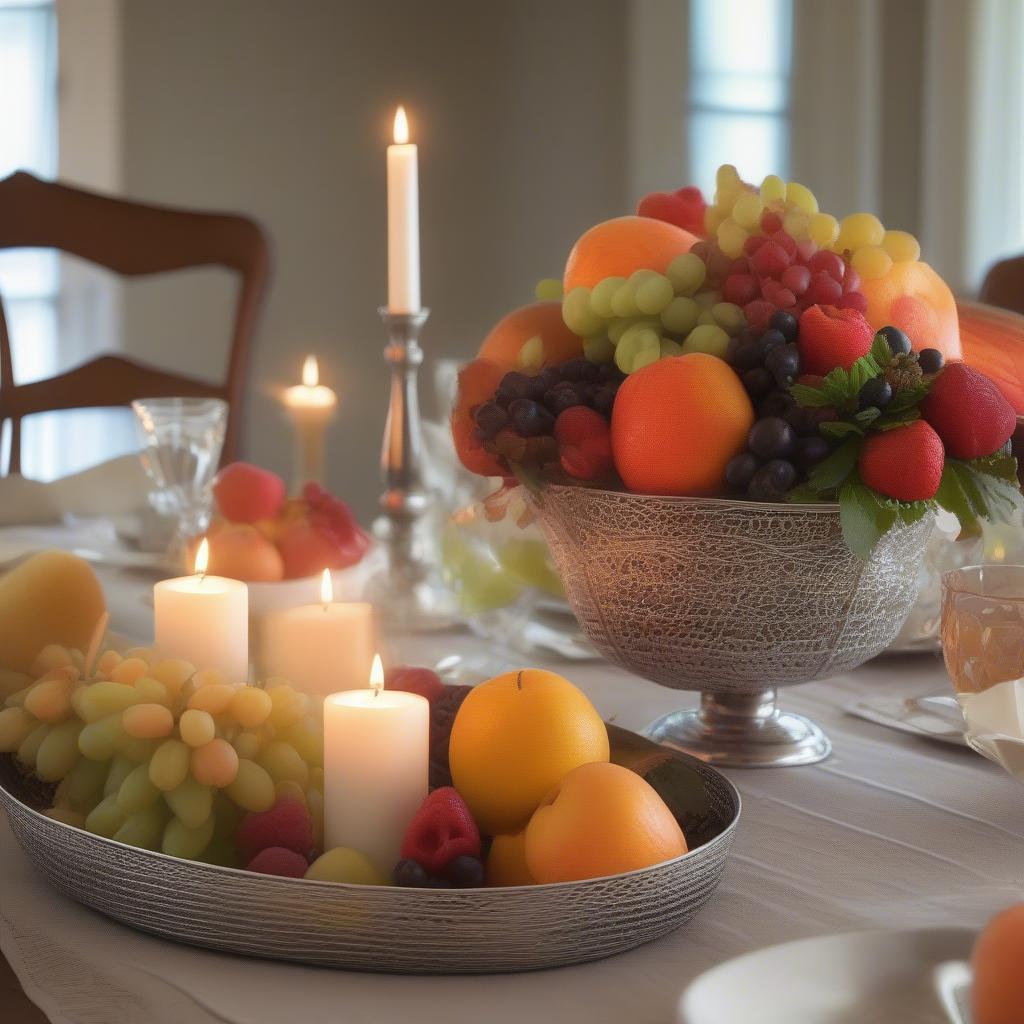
[836,212,885,252]
[495,539,564,598]
[280,721,323,769]
[103,755,137,797]
[881,229,920,263]
[162,814,215,860]
[711,302,746,335]
[109,656,150,684]
[682,324,731,359]
[225,758,276,813]
[198,834,243,868]
[116,763,162,812]
[120,736,161,763]
[561,286,605,338]
[660,296,699,336]
[149,739,190,792]
[782,209,809,241]
[590,276,624,319]
[165,775,213,829]
[731,192,763,230]
[256,740,309,787]
[23,676,74,723]
[808,212,839,247]
[760,174,787,203]
[716,218,748,259]
[694,290,721,310]
[582,336,614,364]
[666,253,706,295]
[179,708,216,748]
[35,720,83,782]
[77,681,141,723]
[84,794,126,838]
[534,277,563,302]
[78,712,127,761]
[659,337,684,359]
[786,181,819,214]
[187,682,235,715]
[32,643,74,675]
[851,245,893,280]
[0,668,32,704]
[610,281,638,319]
[608,316,658,344]
[45,807,85,829]
[0,706,35,752]
[16,722,51,768]
[112,802,168,851]
[5,685,31,708]
[266,686,308,730]
[65,757,108,813]
[232,730,263,761]
[133,677,169,706]
[122,702,174,739]
[517,334,543,370]
[230,687,273,729]
[697,309,717,326]
[634,273,674,315]
[615,325,660,375]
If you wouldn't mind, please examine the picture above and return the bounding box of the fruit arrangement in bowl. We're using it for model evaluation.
[450,165,1023,767]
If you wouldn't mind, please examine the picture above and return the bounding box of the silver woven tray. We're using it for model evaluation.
[0,729,740,974]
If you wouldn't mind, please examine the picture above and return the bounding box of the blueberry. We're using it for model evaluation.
[742,368,775,399]
[473,401,509,439]
[785,404,818,437]
[857,377,893,411]
[444,855,485,888]
[759,390,795,419]
[538,367,563,390]
[508,399,555,437]
[879,325,912,356]
[765,343,801,386]
[733,339,764,371]
[543,381,586,416]
[796,435,831,468]
[918,348,944,374]
[592,384,618,417]
[560,358,599,382]
[725,452,759,490]
[758,329,788,358]
[392,858,430,887]
[496,371,533,406]
[747,459,797,502]
[748,417,796,460]
[769,309,799,343]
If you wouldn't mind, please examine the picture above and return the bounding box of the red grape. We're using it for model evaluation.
[728,257,749,276]
[723,273,758,306]
[744,234,767,256]
[808,250,845,282]
[771,230,797,259]
[781,264,811,295]
[761,211,783,234]
[744,299,776,329]
[835,291,868,314]
[752,241,791,277]
[805,271,843,305]
[842,266,862,293]
[796,239,818,263]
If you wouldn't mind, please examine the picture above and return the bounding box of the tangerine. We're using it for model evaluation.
[525,761,687,883]
[476,301,582,369]
[448,669,609,835]
[485,830,536,886]
[611,353,754,495]
[563,216,699,292]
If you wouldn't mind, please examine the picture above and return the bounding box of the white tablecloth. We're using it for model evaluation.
[2,542,1023,1024]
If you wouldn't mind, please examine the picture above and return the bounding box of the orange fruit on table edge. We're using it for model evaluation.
[563,215,700,292]
[972,903,1024,1024]
[958,299,1024,414]
[525,761,687,884]
[448,668,609,836]
[485,830,536,886]
[860,260,962,361]
[611,352,755,496]
[476,301,583,369]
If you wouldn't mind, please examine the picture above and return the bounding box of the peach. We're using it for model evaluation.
[213,462,286,523]
[485,830,536,887]
[525,761,687,883]
[202,523,284,582]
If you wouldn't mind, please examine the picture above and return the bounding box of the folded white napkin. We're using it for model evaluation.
[958,680,1024,779]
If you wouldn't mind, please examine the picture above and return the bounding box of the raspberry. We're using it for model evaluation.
[798,305,875,375]
[400,787,480,874]
[237,798,313,861]
[554,407,613,480]
[859,420,944,501]
[921,363,1016,459]
[246,846,308,878]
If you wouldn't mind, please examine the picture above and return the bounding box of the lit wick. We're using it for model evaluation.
[370,652,384,699]
[195,537,209,584]
[320,567,333,611]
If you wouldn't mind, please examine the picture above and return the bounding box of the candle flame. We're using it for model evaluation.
[302,354,319,388]
[195,538,209,577]
[370,653,384,696]
[320,568,333,605]
[393,105,409,145]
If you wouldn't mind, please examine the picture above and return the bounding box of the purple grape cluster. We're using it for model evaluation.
[725,309,836,501]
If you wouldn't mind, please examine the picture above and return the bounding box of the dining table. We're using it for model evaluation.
[1,519,1022,1024]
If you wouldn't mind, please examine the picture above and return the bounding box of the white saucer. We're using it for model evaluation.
[679,927,974,1024]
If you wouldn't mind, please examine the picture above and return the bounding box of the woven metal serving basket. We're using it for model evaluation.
[0,729,739,974]
[529,487,934,767]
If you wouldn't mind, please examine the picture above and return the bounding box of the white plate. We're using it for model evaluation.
[679,928,974,1024]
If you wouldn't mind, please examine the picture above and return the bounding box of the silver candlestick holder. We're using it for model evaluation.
[367,307,457,631]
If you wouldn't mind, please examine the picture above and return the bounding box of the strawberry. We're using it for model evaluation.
[920,363,1016,460]
[400,786,480,874]
[859,420,944,501]
[798,305,874,375]
[554,406,613,480]
[237,798,314,861]
[384,665,446,703]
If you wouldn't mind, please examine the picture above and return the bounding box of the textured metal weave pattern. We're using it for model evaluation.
[0,748,739,973]
[531,488,934,693]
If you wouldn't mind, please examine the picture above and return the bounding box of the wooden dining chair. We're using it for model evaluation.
[980,253,1024,317]
[0,170,269,475]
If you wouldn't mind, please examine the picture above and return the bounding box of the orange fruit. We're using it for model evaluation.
[190,524,284,582]
[611,353,754,495]
[448,669,609,835]
[959,301,1024,413]
[860,260,962,360]
[563,215,699,292]
[525,761,687,883]
[972,903,1024,1024]
[485,830,536,886]
[450,357,506,476]
[477,301,582,369]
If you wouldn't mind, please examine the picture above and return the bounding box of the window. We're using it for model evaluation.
[0,0,58,477]
[687,0,793,196]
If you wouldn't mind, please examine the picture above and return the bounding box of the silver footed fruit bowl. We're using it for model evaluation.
[529,486,935,768]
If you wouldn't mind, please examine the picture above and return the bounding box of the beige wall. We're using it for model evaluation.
[118,0,629,520]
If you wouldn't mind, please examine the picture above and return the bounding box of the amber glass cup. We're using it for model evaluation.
[941,565,1024,694]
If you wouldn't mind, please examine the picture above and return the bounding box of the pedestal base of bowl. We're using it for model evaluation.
[644,690,832,768]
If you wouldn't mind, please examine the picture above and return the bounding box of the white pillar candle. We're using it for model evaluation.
[282,355,338,492]
[387,105,420,314]
[323,654,429,873]
[153,539,249,682]
[258,570,375,700]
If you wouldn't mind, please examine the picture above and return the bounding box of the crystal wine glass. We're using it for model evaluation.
[132,397,227,562]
